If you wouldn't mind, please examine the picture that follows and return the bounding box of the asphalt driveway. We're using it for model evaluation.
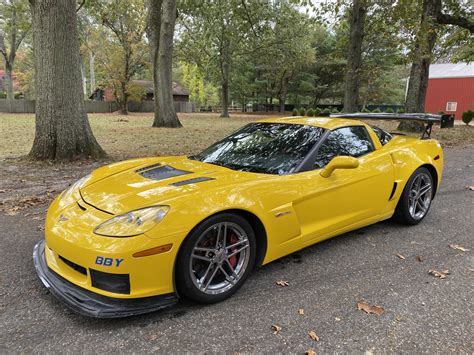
[1,147,473,353]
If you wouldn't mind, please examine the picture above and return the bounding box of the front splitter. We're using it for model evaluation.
[33,239,178,318]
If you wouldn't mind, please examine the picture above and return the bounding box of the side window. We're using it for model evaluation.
[371,126,392,146]
[314,126,374,168]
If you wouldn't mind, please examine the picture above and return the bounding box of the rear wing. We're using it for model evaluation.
[329,113,454,139]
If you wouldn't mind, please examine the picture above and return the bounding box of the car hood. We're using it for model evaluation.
[80,156,257,215]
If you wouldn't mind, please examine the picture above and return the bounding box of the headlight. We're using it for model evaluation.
[94,206,170,237]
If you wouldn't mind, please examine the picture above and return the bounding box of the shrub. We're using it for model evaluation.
[396,107,405,113]
[314,107,322,115]
[299,108,306,116]
[361,107,370,113]
[307,108,315,117]
[462,110,474,125]
[372,107,382,113]
[331,107,339,113]
[0,91,6,99]
[292,108,298,116]
[323,108,331,114]
[385,107,394,113]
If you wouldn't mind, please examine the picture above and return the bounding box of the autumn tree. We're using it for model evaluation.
[146,0,182,127]
[28,0,105,161]
[88,0,148,115]
[0,0,30,101]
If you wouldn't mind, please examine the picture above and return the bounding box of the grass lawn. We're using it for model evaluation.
[0,112,472,160]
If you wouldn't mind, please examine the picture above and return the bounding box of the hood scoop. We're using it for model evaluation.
[170,177,216,187]
[139,165,192,181]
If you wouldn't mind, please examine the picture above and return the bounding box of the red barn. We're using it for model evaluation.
[425,63,474,120]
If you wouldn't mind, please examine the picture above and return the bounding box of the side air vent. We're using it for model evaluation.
[170,177,216,187]
[139,165,192,181]
[388,182,398,200]
[134,163,162,173]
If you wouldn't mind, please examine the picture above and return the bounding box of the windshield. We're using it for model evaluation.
[190,122,325,174]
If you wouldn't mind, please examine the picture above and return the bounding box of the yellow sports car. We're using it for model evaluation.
[33,113,447,318]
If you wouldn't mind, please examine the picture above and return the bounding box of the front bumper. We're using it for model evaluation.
[33,240,178,318]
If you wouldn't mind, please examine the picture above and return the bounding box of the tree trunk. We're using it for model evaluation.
[4,62,14,101]
[147,0,182,127]
[28,0,106,161]
[343,0,366,113]
[89,52,96,96]
[398,0,441,132]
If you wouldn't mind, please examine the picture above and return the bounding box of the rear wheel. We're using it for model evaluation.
[176,213,256,303]
[394,167,433,225]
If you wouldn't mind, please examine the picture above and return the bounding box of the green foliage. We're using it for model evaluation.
[299,108,307,116]
[322,108,331,114]
[385,107,394,113]
[177,61,219,106]
[292,109,298,116]
[0,91,6,98]
[397,107,405,113]
[361,107,370,113]
[314,107,322,115]
[371,108,382,113]
[307,108,315,117]
[331,107,339,113]
[462,110,473,125]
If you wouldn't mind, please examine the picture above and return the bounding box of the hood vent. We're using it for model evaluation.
[170,177,215,187]
[134,163,162,173]
[139,165,192,181]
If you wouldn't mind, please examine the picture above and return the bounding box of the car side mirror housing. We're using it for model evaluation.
[320,156,359,178]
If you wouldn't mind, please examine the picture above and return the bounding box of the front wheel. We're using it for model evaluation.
[175,213,256,303]
[394,167,434,225]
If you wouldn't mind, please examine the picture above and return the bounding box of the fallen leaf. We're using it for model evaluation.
[395,253,406,260]
[466,185,474,191]
[416,255,424,262]
[395,314,403,322]
[306,348,317,355]
[308,330,320,342]
[428,269,450,279]
[357,300,384,315]
[276,280,289,287]
[449,244,469,252]
[335,317,341,321]
[298,308,304,315]
[271,324,282,334]
[37,225,45,232]
[0,189,8,193]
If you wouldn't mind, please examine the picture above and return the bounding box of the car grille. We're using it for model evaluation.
[58,255,87,275]
[90,269,130,294]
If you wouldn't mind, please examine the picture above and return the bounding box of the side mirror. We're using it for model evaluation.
[320,156,359,178]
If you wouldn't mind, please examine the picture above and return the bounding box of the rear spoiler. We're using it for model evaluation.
[329,113,454,139]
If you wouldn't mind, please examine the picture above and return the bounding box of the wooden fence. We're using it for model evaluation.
[0,99,195,114]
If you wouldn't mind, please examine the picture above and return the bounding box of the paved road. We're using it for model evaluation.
[1,148,473,353]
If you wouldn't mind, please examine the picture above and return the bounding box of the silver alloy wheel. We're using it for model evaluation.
[408,172,432,220]
[189,222,250,295]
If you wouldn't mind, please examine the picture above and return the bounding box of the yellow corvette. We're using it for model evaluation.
[33,113,447,318]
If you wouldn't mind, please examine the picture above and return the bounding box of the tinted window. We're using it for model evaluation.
[314,126,374,168]
[190,122,325,174]
[371,125,392,146]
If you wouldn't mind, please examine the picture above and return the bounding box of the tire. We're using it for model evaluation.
[175,213,257,303]
[393,167,434,225]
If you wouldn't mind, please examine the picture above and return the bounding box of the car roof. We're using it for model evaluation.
[257,116,367,130]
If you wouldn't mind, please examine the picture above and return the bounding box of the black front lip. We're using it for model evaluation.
[33,240,178,318]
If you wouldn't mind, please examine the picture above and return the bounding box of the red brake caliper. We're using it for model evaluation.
[228,233,238,268]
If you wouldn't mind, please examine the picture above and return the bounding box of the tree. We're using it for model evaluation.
[29,0,105,161]
[343,0,367,112]
[179,0,274,118]
[398,0,473,131]
[88,0,148,115]
[0,0,30,101]
[146,0,182,127]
